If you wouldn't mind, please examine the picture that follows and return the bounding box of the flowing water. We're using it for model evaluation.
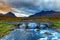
[0,22,60,40]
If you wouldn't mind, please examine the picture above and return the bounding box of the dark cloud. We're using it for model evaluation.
[4,0,60,15]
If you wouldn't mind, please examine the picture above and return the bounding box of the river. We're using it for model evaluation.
[0,22,60,40]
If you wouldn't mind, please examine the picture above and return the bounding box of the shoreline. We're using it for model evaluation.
[0,23,18,38]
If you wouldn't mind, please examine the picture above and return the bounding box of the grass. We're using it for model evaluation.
[0,23,16,38]
[0,16,60,22]
[54,22,60,27]
[50,22,60,28]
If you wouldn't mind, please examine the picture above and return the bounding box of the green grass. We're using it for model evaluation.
[0,23,16,38]
[55,22,60,27]
[51,22,60,28]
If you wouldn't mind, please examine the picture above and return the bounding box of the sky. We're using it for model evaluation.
[0,0,60,17]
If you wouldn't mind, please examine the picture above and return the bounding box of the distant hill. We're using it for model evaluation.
[0,12,16,17]
[30,11,55,17]
[41,12,60,18]
[0,13,3,15]
[30,11,60,18]
[5,12,16,17]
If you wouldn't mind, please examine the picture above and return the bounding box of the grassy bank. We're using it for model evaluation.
[49,22,60,32]
[50,21,60,29]
[0,23,16,38]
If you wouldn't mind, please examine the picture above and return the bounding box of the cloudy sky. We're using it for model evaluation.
[0,0,60,17]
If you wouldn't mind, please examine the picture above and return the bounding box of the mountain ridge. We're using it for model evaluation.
[30,11,60,17]
[0,12,16,17]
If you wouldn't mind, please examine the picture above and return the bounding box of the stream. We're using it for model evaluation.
[0,22,60,40]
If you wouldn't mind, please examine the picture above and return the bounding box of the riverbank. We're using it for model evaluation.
[0,15,60,22]
[0,21,60,38]
[0,23,17,38]
[48,22,60,32]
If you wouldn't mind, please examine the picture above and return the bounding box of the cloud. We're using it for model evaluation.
[11,8,31,17]
[5,0,41,15]
[0,2,11,14]
[1,0,60,16]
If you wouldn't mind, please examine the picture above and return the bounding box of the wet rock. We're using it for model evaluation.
[53,28,60,32]
[40,24,48,29]
[44,32,52,35]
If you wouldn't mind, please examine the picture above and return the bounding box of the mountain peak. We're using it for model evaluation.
[36,11,55,15]
[30,11,59,17]
[4,12,16,17]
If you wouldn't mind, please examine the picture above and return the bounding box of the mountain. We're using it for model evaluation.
[0,12,16,17]
[0,13,3,15]
[41,12,60,17]
[5,12,16,17]
[30,11,60,17]
[0,10,30,17]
